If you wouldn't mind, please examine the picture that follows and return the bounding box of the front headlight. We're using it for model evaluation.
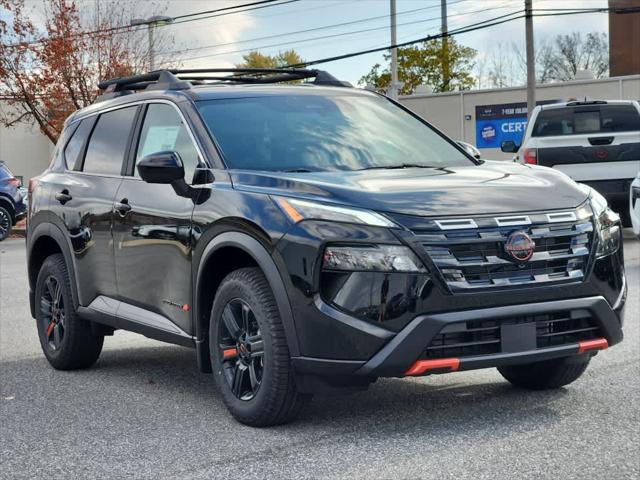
[274,197,397,228]
[323,244,427,272]
[589,188,621,257]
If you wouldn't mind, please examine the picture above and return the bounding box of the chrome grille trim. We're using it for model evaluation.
[415,208,594,292]
[435,219,478,230]
[495,215,531,226]
[547,211,577,223]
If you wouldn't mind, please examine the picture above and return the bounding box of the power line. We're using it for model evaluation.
[161,1,508,64]
[163,0,468,58]
[1,0,299,48]
[288,7,638,69]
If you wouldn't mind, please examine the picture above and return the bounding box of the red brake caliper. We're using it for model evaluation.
[46,321,55,338]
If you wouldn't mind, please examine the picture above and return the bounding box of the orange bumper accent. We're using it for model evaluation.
[577,338,608,354]
[405,358,460,376]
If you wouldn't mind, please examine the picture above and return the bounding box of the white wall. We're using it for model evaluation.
[399,75,640,160]
[0,101,54,183]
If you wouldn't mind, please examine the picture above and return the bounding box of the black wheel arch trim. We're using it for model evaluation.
[194,230,300,373]
[27,216,82,316]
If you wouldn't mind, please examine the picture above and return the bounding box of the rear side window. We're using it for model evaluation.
[82,106,137,175]
[64,119,94,170]
[533,105,640,137]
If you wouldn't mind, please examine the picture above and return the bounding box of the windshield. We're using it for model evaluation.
[196,93,472,172]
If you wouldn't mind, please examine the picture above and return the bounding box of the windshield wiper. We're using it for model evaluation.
[357,164,440,171]
[280,168,315,173]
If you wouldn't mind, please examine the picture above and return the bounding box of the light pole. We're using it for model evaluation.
[524,0,535,117]
[130,15,173,71]
[389,0,398,100]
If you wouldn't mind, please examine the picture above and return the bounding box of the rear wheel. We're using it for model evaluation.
[35,254,104,369]
[210,267,309,427]
[498,355,590,390]
[0,206,12,241]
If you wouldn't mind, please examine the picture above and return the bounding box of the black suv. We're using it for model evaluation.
[27,69,626,426]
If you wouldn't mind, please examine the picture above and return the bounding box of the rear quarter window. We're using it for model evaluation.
[63,119,94,170]
[81,106,138,175]
[532,104,640,137]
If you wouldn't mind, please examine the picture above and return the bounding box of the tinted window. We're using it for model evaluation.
[82,106,137,175]
[533,104,640,137]
[135,104,200,183]
[196,94,471,172]
[64,119,94,170]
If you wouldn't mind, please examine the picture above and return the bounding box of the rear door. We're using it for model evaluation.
[111,102,201,335]
[49,105,139,305]
[531,103,640,182]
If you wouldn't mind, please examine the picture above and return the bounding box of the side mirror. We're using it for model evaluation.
[500,140,519,153]
[137,151,184,184]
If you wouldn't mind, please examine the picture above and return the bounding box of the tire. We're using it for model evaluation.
[209,267,309,427]
[35,254,104,370]
[498,355,591,390]
[0,206,12,241]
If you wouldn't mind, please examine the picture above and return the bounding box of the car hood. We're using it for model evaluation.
[229,161,590,217]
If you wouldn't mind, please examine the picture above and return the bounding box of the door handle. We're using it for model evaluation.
[55,190,72,205]
[114,199,131,215]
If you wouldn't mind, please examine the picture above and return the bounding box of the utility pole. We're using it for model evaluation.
[441,0,449,92]
[389,0,398,100]
[130,15,174,71]
[525,0,535,117]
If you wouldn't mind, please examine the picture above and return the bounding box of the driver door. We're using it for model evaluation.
[112,102,202,334]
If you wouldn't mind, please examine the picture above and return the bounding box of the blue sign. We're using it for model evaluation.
[474,101,557,149]
[475,117,528,149]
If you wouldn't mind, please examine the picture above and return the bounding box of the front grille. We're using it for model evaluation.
[423,311,601,360]
[414,208,594,292]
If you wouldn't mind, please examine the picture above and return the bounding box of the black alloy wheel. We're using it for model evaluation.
[40,275,66,351]
[218,298,264,401]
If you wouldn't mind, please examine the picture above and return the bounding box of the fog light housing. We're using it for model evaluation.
[323,244,427,273]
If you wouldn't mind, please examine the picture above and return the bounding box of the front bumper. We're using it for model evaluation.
[292,295,624,378]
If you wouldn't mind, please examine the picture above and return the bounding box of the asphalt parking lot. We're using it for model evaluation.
[1,235,639,479]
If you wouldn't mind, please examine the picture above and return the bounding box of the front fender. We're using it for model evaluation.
[193,231,300,372]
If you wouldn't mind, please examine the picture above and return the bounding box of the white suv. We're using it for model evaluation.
[631,172,640,237]
[501,100,640,225]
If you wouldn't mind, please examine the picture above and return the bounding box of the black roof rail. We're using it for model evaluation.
[96,68,351,102]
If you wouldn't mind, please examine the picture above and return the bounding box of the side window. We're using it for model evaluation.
[82,106,138,175]
[135,103,200,183]
[63,119,94,170]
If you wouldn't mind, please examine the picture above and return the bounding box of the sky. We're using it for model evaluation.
[16,0,611,86]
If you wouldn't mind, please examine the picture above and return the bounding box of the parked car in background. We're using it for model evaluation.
[631,171,640,237]
[501,100,640,225]
[0,161,27,241]
[457,140,481,160]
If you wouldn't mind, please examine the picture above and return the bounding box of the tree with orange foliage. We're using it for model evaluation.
[0,0,170,144]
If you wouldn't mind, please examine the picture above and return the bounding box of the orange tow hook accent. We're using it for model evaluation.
[404,358,460,376]
[577,338,608,354]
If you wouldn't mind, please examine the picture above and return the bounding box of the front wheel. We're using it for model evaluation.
[498,355,591,390]
[209,267,309,427]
